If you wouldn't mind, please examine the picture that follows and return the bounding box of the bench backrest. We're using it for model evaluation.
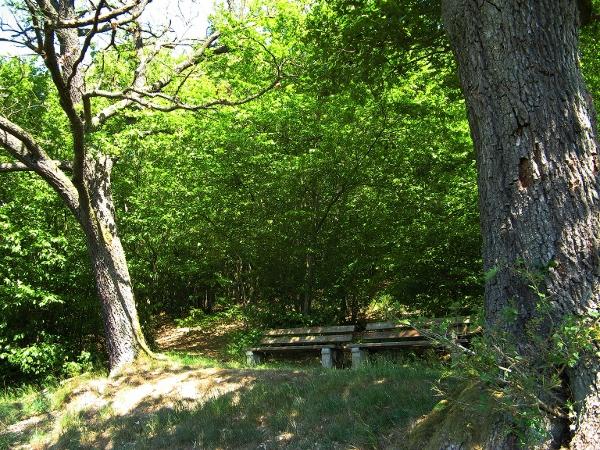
[361,318,474,342]
[260,325,356,346]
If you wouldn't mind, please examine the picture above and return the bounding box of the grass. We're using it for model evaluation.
[0,371,108,449]
[165,351,244,369]
[0,384,51,426]
[0,384,54,449]
[1,356,444,449]
[402,381,504,450]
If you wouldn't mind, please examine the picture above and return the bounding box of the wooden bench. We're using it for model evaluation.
[246,325,356,368]
[347,319,474,368]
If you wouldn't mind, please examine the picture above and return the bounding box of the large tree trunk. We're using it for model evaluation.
[79,155,152,372]
[442,1,599,447]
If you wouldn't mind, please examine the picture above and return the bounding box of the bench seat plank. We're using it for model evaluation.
[365,321,407,331]
[265,325,356,336]
[260,333,353,345]
[348,338,469,349]
[250,344,336,352]
[347,340,433,349]
[365,319,472,332]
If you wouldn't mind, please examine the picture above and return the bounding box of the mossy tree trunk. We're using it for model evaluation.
[79,155,152,372]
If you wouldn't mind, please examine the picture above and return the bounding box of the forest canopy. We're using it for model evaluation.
[0,0,597,383]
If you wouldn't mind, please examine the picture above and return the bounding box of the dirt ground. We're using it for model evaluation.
[153,320,242,359]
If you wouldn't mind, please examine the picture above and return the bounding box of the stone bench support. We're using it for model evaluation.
[246,350,261,366]
[321,347,338,369]
[351,347,368,368]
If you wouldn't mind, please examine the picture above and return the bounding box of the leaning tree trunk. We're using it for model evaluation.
[442,1,599,448]
[78,155,152,372]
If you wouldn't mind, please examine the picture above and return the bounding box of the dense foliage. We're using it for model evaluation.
[0,0,597,383]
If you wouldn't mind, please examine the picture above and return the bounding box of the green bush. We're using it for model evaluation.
[1,340,65,378]
[0,338,96,382]
[62,351,94,378]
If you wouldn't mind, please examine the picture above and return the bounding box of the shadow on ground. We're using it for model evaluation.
[7,362,442,450]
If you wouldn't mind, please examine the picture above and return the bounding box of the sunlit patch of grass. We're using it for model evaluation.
[165,350,321,371]
[0,384,51,426]
[0,371,110,449]
[39,360,442,449]
[0,356,448,449]
[165,351,243,368]
[0,385,55,449]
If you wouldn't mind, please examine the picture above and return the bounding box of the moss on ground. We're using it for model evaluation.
[402,381,505,450]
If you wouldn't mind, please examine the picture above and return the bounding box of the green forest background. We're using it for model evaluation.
[1,0,599,384]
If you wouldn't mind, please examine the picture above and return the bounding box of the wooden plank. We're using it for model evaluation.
[364,318,473,332]
[428,316,471,325]
[347,340,433,349]
[260,333,353,345]
[250,345,335,352]
[264,325,356,336]
[362,329,422,340]
[348,338,468,349]
[365,321,400,331]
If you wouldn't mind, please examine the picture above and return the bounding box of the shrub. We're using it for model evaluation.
[1,340,65,378]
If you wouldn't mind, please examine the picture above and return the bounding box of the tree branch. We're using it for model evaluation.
[148,32,221,92]
[38,0,151,30]
[38,17,86,185]
[85,31,281,129]
[0,160,72,172]
[0,130,79,214]
[67,0,107,92]
[0,116,47,158]
[89,74,280,114]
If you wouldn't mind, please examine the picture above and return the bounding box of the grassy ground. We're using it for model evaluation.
[0,356,444,450]
[0,385,53,448]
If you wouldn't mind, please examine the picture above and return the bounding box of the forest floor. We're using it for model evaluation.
[154,319,243,359]
[1,325,448,450]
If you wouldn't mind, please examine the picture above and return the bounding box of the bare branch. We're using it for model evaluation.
[0,116,47,158]
[67,0,107,91]
[0,6,40,53]
[0,160,72,172]
[92,4,150,34]
[151,32,221,91]
[89,73,281,122]
[49,0,151,30]
[37,16,86,184]
[0,36,38,52]
[87,31,229,128]
[24,1,44,52]
[0,130,79,213]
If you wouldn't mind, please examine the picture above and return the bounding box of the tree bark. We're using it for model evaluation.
[78,155,152,372]
[56,0,84,104]
[442,0,600,447]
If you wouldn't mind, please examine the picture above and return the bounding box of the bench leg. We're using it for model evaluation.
[351,348,368,368]
[321,348,338,369]
[246,351,261,366]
